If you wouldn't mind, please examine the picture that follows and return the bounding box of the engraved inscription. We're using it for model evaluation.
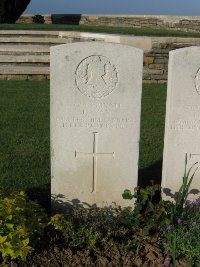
[170,119,200,130]
[62,117,134,129]
[194,68,200,95]
[75,132,115,193]
[75,55,118,98]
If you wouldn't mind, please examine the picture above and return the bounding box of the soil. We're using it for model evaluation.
[1,240,187,267]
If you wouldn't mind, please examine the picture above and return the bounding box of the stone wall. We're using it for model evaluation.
[143,37,200,83]
[18,14,200,32]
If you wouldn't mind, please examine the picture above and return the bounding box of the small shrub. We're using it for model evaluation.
[32,15,44,24]
[0,189,47,260]
[49,205,132,253]
[123,184,168,232]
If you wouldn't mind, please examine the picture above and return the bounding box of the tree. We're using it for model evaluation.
[0,0,31,23]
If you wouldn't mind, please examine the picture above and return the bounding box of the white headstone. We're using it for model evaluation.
[162,47,200,201]
[51,42,143,207]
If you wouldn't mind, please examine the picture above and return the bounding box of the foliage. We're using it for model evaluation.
[123,183,168,232]
[0,189,47,260]
[163,158,199,267]
[0,172,199,265]
[32,15,44,24]
[169,155,198,224]
[49,205,132,253]
[164,198,200,267]
[123,157,200,267]
[123,183,170,256]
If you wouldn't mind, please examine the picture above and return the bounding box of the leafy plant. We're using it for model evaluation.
[123,183,168,231]
[164,198,200,267]
[0,189,47,260]
[49,205,131,253]
[122,183,169,256]
[163,155,199,267]
[32,14,44,24]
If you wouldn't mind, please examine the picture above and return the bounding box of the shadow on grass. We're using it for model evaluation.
[138,160,163,188]
[26,184,51,214]
[138,161,163,203]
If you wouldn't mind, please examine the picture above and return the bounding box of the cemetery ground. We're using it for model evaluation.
[2,23,200,38]
[0,80,200,267]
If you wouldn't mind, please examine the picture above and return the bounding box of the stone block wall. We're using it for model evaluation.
[79,15,200,33]
[143,37,200,83]
[18,14,200,33]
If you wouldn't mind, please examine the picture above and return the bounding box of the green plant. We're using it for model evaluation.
[164,198,200,267]
[123,184,167,230]
[170,155,198,224]
[32,15,44,24]
[163,155,199,267]
[49,212,105,252]
[123,184,169,256]
[0,189,47,260]
[122,157,199,266]
[49,206,132,253]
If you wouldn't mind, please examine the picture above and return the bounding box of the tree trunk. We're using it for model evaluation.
[0,0,31,23]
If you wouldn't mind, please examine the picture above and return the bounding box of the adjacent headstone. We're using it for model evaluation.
[162,47,200,201]
[51,42,143,207]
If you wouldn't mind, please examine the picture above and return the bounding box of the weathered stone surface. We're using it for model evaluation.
[28,74,46,80]
[162,47,200,201]
[0,74,7,80]
[143,79,158,84]
[151,74,167,80]
[144,56,154,64]
[0,65,49,74]
[143,69,164,75]
[7,74,27,80]
[51,42,143,208]
[0,55,49,63]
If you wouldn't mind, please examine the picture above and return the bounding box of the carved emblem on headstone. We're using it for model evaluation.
[194,68,200,95]
[75,55,118,98]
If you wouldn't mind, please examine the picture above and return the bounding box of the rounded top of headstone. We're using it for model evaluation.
[75,55,118,99]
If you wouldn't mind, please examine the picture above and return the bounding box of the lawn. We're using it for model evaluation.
[0,81,166,202]
[1,23,200,38]
[0,81,50,207]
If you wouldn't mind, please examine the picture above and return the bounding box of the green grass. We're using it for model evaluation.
[0,81,166,204]
[1,23,200,37]
[139,83,167,186]
[0,81,50,201]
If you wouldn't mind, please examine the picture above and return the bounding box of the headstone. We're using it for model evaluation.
[51,42,143,207]
[162,47,200,201]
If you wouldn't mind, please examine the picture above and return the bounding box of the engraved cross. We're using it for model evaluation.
[75,132,115,193]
